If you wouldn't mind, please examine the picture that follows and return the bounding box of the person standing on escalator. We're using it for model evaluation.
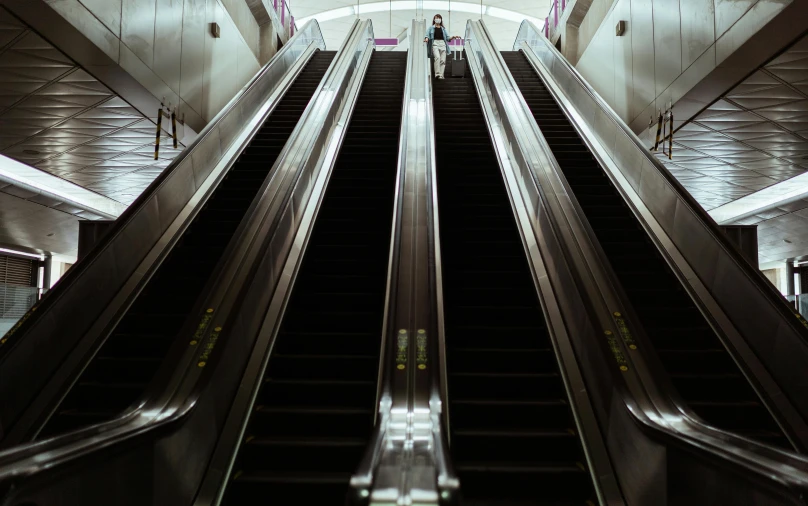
[424,14,461,79]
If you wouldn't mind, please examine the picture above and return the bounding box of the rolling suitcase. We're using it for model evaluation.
[451,47,465,77]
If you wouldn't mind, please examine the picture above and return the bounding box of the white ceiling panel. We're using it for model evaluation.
[0,6,184,214]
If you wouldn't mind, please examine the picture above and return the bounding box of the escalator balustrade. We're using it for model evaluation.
[502,49,791,450]
[222,51,406,504]
[38,51,337,439]
[434,66,598,505]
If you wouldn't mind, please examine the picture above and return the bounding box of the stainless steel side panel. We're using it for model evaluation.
[493,19,808,504]
[0,21,326,443]
[191,20,378,506]
[513,21,808,443]
[0,20,380,506]
[349,20,457,505]
[463,19,624,505]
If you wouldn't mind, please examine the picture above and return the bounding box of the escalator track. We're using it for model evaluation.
[221,51,406,504]
[37,50,337,439]
[434,70,597,504]
[502,50,791,450]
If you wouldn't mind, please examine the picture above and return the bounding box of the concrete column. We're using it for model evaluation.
[42,254,52,294]
[786,260,795,297]
[799,266,808,295]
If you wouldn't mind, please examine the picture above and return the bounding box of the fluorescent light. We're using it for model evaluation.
[301,1,539,26]
[709,172,808,224]
[0,247,45,260]
[0,154,125,219]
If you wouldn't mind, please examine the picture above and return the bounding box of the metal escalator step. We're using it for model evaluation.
[503,49,792,450]
[37,50,337,439]
[223,51,405,504]
[225,471,350,505]
[453,430,584,463]
[434,69,596,503]
[260,379,376,408]
[237,437,367,473]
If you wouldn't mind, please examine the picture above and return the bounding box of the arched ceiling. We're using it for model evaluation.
[292,0,551,50]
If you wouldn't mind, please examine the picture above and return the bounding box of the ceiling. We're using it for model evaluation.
[0,7,183,208]
[656,33,808,267]
[294,0,551,51]
[661,34,808,213]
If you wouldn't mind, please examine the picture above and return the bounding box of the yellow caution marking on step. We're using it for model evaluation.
[198,325,222,366]
[613,312,636,349]
[193,309,215,342]
[396,329,408,370]
[576,462,586,471]
[232,470,243,481]
[605,329,628,371]
[416,329,427,371]
[245,435,254,443]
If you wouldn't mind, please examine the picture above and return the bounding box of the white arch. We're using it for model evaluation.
[297,1,544,28]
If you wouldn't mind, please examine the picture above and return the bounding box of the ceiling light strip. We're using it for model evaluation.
[298,2,544,28]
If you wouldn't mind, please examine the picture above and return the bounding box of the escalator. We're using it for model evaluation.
[221,51,406,504]
[433,72,597,503]
[502,50,791,450]
[37,50,337,439]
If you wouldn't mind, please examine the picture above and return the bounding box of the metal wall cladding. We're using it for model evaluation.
[122,0,157,68]
[77,0,123,35]
[576,0,791,128]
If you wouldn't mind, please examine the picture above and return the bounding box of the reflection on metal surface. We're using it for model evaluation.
[349,19,457,505]
[665,34,808,215]
[189,19,378,506]
[667,33,808,259]
[0,153,125,219]
[467,18,624,505]
[514,18,808,501]
[0,7,187,207]
[0,19,328,494]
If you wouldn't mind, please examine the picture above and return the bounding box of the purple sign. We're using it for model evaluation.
[375,38,398,46]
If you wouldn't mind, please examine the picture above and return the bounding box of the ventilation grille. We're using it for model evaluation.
[0,255,36,319]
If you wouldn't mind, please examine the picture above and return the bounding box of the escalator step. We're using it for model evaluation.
[502,50,792,451]
[434,67,597,504]
[223,51,406,505]
[37,50,338,440]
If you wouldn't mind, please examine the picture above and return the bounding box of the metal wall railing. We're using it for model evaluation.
[274,0,297,37]
[544,0,568,39]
